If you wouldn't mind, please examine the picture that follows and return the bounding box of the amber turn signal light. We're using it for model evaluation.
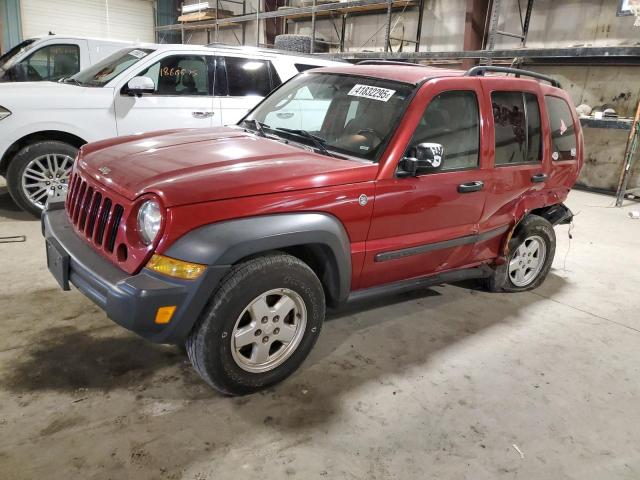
[155,306,177,324]
[146,254,206,280]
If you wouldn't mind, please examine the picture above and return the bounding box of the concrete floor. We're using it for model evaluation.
[1,180,639,480]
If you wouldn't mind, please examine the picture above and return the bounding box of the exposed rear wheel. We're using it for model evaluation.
[186,253,325,395]
[485,214,556,292]
[6,141,77,217]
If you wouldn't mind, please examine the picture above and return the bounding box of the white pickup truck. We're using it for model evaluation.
[0,43,341,215]
[0,35,133,83]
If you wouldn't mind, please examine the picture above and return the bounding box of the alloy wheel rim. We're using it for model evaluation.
[508,235,547,287]
[231,288,307,373]
[21,154,74,210]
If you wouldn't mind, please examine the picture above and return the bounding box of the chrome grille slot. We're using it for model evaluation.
[72,181,87,224]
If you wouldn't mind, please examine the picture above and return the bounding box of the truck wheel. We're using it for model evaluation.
[485,215,556,292]
[186,253,325,395]
[6,141,77,217]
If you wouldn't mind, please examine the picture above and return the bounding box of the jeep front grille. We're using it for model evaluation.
[66,173,124,252]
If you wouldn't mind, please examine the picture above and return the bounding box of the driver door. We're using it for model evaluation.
[359,80,490,289]
[114,53,216,135]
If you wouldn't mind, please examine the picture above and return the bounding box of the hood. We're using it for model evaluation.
[78,127,378,207]
[0,81,111,109]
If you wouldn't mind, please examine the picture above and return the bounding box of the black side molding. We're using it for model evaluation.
[375,225,509,262]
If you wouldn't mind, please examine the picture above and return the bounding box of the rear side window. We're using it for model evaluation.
[409,90,480,172]
[223,57,279,97]
[545,96,577,161]
[492,91,542,165]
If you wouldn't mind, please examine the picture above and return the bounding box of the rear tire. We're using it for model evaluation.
[485,215,556,292]
[6,140,77,217]
[186,253,325,395]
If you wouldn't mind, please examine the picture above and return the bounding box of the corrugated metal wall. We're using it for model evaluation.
[20,0,155,42]
[1,0,23,50]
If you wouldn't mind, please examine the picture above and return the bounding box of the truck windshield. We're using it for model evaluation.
[0,38,37,69]
[243,73,414,161]
[70,48,155,87]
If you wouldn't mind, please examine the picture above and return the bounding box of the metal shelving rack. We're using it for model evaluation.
[157,0,427,53]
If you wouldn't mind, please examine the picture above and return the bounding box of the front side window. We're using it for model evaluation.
[245,73,414,161]
[545,96,577,161]
[492,91,542,165]
[408,90,480,172]
[223,57,278,97]
[14,44,79,81]
[72,48,155,87]
[137,55,210,96]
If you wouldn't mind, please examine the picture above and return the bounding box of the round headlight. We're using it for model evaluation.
[137,200,162,245]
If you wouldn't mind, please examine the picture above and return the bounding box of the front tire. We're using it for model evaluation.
[186,253,325,395]
[485,214,556,292]
[6,141,77,217]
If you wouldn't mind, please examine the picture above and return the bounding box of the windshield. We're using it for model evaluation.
[244,73,414,161]
[0,38,37,69]
[70,48,155,87]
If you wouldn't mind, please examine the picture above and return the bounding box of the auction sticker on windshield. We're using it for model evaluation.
[129,49,148,59]
[348,84,396,102]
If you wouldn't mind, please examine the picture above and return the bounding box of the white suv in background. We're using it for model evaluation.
[0,44,342,215]
[0,35,134,83]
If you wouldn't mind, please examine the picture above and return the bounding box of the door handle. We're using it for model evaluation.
[457,181,484,193]
[192,111,215,119]
[531,173,548,183]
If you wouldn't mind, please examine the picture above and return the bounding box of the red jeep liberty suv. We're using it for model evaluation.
[43,64,583,395]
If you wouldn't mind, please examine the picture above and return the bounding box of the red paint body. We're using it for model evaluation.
[70,65,583,289]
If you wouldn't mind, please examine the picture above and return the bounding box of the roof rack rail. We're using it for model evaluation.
[464,66,561,88]
[357,60,425,67]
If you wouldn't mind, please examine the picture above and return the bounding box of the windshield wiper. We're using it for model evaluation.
[274,128,335,158]
[241,119,267,137]
[62,77,83,86]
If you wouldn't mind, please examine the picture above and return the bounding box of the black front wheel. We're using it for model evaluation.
[186,253,325,395]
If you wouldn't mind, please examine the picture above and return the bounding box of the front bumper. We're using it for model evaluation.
[42,205,230,344]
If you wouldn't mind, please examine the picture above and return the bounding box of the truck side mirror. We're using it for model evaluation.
[126,76,155,97]
[399,142,444,177]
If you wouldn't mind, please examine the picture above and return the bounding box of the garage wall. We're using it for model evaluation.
[20,0,155,42]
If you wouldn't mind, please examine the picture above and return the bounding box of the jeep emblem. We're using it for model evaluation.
[358,194,368,206]
[98,166,111,175]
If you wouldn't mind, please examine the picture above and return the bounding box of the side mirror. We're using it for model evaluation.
[399,143,444,177]
[126,76,155,97]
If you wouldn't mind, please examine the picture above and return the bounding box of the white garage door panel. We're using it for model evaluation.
[21,0,154,42]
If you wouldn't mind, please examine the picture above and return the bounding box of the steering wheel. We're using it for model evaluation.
[356,128,384,141]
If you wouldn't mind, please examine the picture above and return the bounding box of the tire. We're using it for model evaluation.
[6,140,78,217]
[186,253,325,396]
[485,214,556,292]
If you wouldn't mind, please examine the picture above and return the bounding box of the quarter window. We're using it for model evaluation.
[137,55,210,96]
[408,90,480,172]
[223,57,278,96]
[545,96,577,161]
[492,91,542,165]
[19,44,80,81]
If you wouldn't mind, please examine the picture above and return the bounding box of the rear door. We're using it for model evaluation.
[114,53,215,135]
[360,79,490,289]
[477,79,548,259]
[216,55,282,125]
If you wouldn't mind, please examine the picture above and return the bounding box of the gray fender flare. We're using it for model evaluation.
[165,213,352,304]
